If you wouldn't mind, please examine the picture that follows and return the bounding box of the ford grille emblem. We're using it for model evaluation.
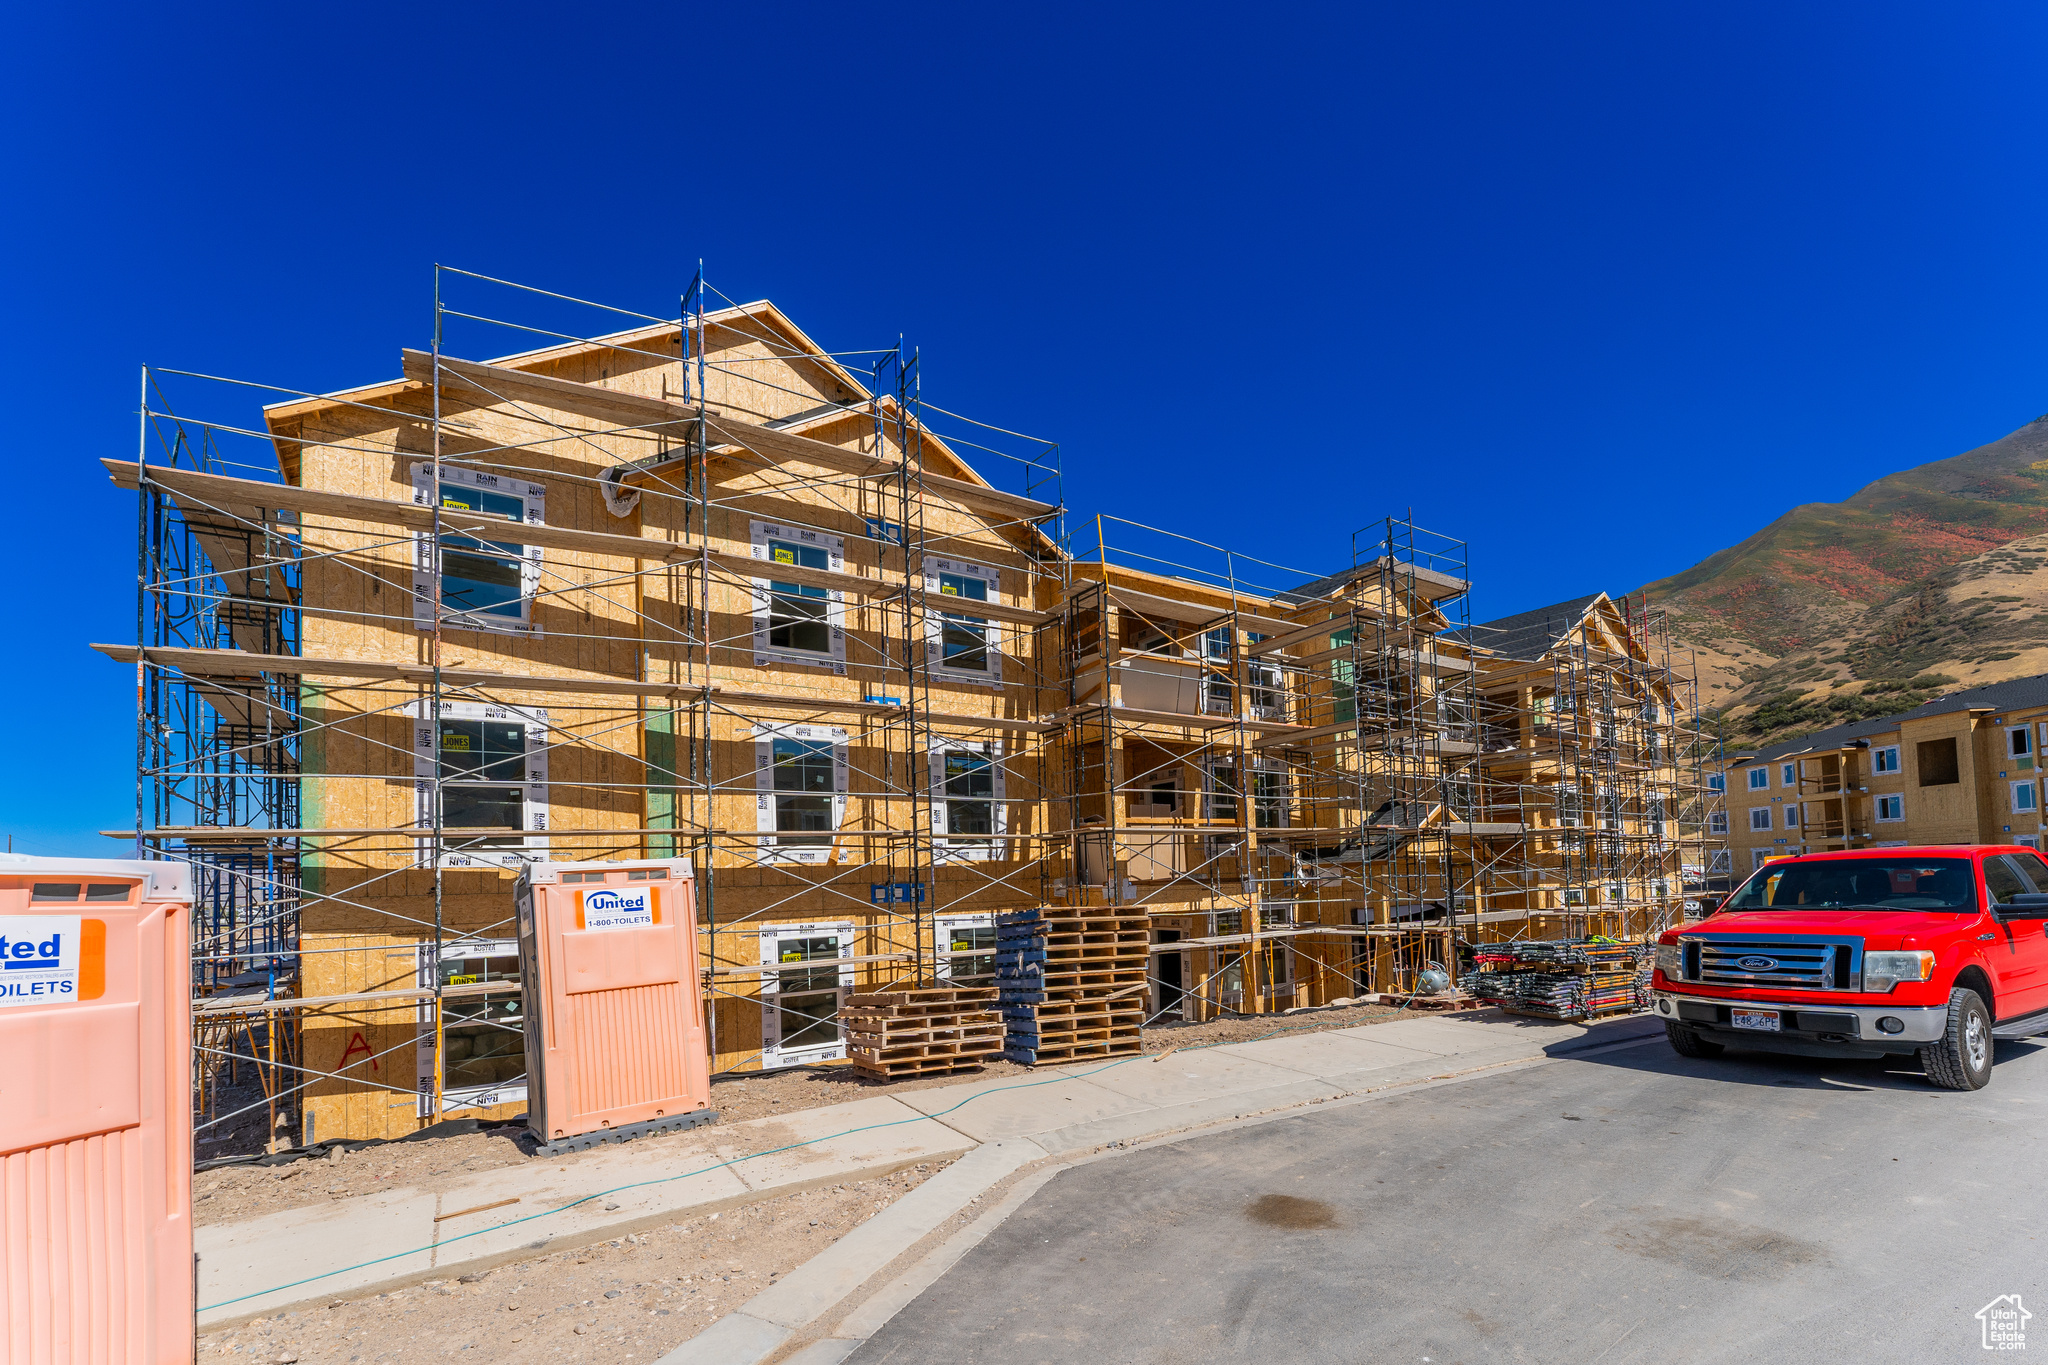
[1737,956,1778,971]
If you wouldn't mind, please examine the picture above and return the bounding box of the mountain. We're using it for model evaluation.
[1637,416,2048,746]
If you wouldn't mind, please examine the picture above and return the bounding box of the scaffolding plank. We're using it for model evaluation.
[1086,584,1298,638]
[105,459,1050,626]
[89,643,1054,732]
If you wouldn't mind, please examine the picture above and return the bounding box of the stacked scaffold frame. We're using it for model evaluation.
[996,906,1148,1064]
[1466,938,1653,1021]
[844,986,1006,1078]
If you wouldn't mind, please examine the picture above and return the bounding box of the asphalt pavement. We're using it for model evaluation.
[846,1031,2048,1364]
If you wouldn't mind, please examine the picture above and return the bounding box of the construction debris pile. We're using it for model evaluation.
[1465,939,1653,1021]
[996,906,1147,1065]
[845,986,1004,1079]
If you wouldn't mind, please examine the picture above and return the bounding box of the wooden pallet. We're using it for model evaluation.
[996,907,1151,1066]
[849,1051,1003,1079]
[1374,992,1490,1012]
[1002,1035,1142,1065]
[847,984,1004,1080]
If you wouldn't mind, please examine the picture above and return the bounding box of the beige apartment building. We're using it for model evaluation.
[1715,674,2048,876]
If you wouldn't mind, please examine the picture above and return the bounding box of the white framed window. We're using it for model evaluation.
[2012,727,2034,760]
[1751,848,1770,870]
[1747,768,1770,791]
[1781,763,1797,787]
[760,921,855,1068]
[930,738,1007,863]
[2014,781,2039,814]
[1872,746,1900,774]
[1782,804,1800,829]
[1876,793,1904,822]
[418,938,525,1115]
[1749,808,1772,831]
[1249,640,1286,721]
[935,912,996,983]
[413,699,550,869]
[751,724,849,865]
[1206,758,1288,829]
[750,520,847,673]
[1708,773,1725,792]
[2020,835,2042,849]
[1201,628,1235,715]
[923,555,1004,684]
[1709,809,1729,835]
[1708,848,1732,876]
[411,463,546,636]
[1649,792,1669,838]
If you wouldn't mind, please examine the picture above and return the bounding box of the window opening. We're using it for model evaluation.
[412,464,544,636]
[932,740,1006,862]
[936,914,997,982]
[415,700,549,868]
[923,556,1003,682]
[752,725,847,865]
[418,939,524,1115]
[1917,737,1960,786]
[750,521,845,673]
[760,923,853,1068]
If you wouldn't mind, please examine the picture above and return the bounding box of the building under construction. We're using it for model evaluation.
[101,269,1725,1146]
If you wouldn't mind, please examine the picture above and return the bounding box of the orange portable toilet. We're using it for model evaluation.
[0,855,193,1364]
[516,858,714,1154]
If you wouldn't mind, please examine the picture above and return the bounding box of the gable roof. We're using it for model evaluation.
[1729,671,2048,764]
[1458,593,1607,662]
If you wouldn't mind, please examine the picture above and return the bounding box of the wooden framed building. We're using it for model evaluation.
[107,271,1724,1146]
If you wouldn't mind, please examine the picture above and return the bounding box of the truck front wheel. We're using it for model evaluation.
[1920,987,1994,1091]
[1665,1021,1724,1058]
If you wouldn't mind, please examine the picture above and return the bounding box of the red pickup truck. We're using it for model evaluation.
[1652,846,2048,1090]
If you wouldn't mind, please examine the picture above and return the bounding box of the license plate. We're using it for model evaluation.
[1731,1009,1780,1032]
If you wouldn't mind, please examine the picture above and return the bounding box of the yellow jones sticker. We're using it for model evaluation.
[442,733,471,751]
[781,949,802,962]
[773,548,795,564]
[941,584,957,595]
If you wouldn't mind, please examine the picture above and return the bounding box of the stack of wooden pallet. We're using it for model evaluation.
[844,985,1004,1079]
[996,905,1149,1065]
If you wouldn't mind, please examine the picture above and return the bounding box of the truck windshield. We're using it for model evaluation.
[1725,857,1977,912]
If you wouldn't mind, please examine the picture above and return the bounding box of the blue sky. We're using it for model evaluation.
[5,3,2047,855]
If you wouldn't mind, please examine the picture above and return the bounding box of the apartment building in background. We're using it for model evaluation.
[1715,674,2048,876]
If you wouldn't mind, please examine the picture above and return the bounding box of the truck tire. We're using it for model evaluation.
[1920,987,1993,1091]
[1665,1021,1724,1058]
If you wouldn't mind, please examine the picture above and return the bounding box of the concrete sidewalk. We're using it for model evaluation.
[198,1008,1662,1327]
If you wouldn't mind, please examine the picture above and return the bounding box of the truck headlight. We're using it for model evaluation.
[1654,943,1681,977]
[1862,951,1935,993]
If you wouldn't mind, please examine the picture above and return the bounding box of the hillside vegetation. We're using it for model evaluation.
[1638,416,2048,748]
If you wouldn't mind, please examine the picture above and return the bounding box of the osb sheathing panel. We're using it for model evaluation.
[298,933,435,1142]
[285,333,1065,1110]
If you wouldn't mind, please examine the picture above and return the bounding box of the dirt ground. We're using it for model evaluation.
[193,998,1423,1229]
[197,1161,954,1363]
